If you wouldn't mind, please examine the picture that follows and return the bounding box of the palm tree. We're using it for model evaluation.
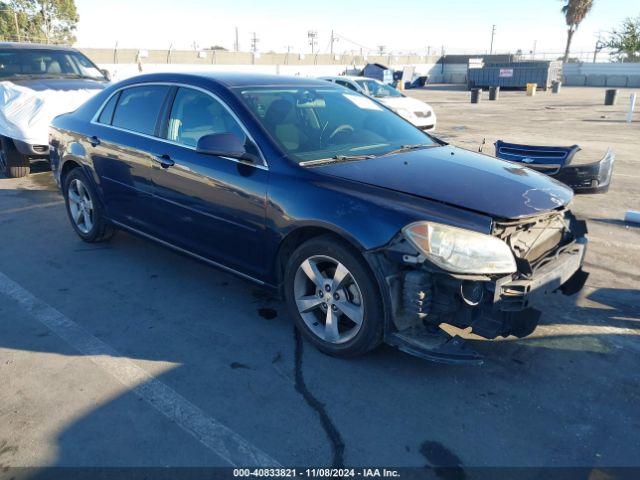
[561,0,594,63]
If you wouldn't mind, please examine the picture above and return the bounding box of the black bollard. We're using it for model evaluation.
[605,89,618,105]
[489,86,500,101]
[470,88,481,104]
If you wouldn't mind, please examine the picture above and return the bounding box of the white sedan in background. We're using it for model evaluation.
[319,75,436,131]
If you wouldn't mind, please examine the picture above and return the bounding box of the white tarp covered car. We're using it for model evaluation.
[319,75,437,131]
[0,43,108,177]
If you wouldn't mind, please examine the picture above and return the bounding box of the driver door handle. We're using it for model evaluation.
[154,154,175,169]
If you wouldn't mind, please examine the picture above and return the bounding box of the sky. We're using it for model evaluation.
[75,0,637,56]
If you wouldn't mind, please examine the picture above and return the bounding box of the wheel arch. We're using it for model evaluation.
[274,224,368,289]
[60,158,82,186]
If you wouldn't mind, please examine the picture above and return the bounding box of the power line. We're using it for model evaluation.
[331,32,375,54]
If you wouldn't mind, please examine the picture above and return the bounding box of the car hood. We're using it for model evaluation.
[312,146,574,219]
[5,77,108,91]
[377,96,432,113]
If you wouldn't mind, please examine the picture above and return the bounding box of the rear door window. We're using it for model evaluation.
[112,85,170,136]
[97,91,120,125]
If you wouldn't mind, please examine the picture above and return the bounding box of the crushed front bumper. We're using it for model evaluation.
[494,239,587,312]
[373,223,589,364]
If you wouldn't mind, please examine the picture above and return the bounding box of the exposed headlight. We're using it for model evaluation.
[402,222,517,274]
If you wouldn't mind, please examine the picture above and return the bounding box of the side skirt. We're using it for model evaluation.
[110,219,273,288]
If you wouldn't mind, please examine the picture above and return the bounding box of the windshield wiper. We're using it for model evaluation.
[60,74,103,80]
[300,154,376,167]
[382,143,433,157]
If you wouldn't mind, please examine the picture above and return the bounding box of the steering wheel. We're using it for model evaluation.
[327,124,354,143]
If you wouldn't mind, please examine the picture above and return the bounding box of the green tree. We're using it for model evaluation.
[0,0,78,44]
[561,0,594,63]
[606,16,640,62]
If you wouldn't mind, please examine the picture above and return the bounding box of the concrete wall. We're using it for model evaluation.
[562,62,640,87]
[79,48,640,87]
[80,48,470,84]
[96,60,468,84]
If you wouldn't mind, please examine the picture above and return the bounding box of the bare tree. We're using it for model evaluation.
[561,0,594,63]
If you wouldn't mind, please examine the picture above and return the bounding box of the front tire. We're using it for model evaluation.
[284,235,384,357]
[1,137,30,178]
[63,168,115,243]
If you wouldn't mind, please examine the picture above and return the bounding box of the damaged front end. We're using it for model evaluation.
[494,140,615,194]
[368,210,589,365]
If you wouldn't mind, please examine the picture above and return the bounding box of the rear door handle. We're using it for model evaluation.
[88,135,100,147]
[154,154,175,169]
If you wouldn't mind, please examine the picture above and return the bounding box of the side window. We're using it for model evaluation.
[112,85,169,136]
[166,87,246,148]
[97,92,120,125]
[336,80,358,91]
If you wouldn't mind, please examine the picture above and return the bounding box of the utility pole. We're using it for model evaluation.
[12,11,20,42]
[330,30,338,55]
[307,30,317,54]
[250,32,259,53]
[593,38,605,63]
[234,27,239,52]
[531,40,537,59]
[489,24,496,55]
[41,2,50,44]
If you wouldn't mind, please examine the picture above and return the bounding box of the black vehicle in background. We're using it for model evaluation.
[0,42,109,177]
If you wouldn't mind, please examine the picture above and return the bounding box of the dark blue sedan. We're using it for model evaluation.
[49,72,588,363]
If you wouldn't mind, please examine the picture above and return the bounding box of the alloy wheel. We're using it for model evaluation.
[293,255,364,344]
[67,178,94,234]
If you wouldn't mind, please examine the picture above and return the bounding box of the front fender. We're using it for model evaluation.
[264,170,493,284]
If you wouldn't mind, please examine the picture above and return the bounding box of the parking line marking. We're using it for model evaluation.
[0,270,279,467]
[0,200,64,215]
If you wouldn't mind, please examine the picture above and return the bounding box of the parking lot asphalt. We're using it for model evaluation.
[0,86,639,472]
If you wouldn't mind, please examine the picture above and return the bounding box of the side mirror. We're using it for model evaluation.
[196,133,257,163]
[100,69,111,81]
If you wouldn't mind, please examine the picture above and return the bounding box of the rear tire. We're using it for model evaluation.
[63,168,115,243]
[1,137,30,178]
[284,235,384,358]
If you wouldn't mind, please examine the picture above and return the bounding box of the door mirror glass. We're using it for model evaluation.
[196,133,255,163]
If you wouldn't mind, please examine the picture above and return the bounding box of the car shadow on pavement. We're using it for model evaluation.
[0,184,639,472]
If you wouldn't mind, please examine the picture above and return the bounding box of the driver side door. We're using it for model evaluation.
[149,86,269,280]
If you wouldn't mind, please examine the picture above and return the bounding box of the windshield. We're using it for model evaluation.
[239,87,436,163]
[355,79,403,98]
[0,49,105,80]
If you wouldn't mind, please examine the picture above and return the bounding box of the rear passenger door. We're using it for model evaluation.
[149,87,268,279]
[91,84,170,235]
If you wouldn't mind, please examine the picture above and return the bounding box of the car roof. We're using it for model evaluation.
[120,71,334,89]
[321,75,375,82]
[0,42,78,51]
